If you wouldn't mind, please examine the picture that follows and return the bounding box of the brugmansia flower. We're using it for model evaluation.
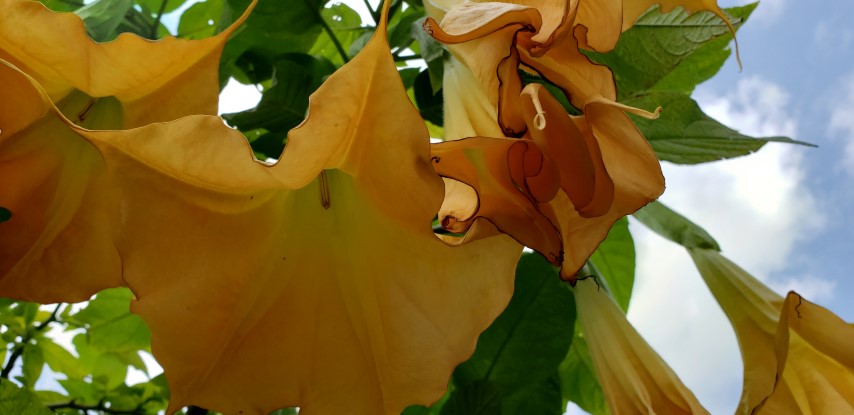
[424,0,664,280]
[690,248,854,414]
[0,0,254,302]
[432,84,664,280]
[573,278,710,414]
[1,3,523,414]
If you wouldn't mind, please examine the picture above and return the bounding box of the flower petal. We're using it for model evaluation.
[431,136,563,263]
[0,61,123,303]
[690,249,854,414]
[0,2,255,302]
[574,278,710,414]
[0,0,255,127]
[69,8,523,414]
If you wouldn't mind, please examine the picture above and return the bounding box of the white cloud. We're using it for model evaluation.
[626,77,827,414]
[828,71,854,175]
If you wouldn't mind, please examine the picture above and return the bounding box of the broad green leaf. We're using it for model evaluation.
[591,4,755,98]
[75,0,135,42]
[439,382,501,415]
[58,378,100,405]
[92,353,128,391]
[39,338,87,379]
[650,4,755,95]
[21,344,45,389]
[310,2,367,64]
[66,288,150,353]
[454,254,575,392]
[414,69,443,126]
[136,0,187,15]
[221,0,324,84]
[626,93,811,164]
[588,217,635,311]
[501,374,563,415]
[411,17,445,95]
[37,0,80,12]
[0,380,52,415]
[558,326,609,415]
[270,408,299,415]
[33,390,69,405]
[177,0,227,39]
[633,201,720,250]
[388,6,423,51]
[401,384,452,415]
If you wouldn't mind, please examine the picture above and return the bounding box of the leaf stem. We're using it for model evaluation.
[150,0,169,39]
[362,0,380,24]
[0,304,62,380]
[307,0,350,63]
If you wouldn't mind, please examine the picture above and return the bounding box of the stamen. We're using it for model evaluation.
[530,91,547,130]
[319,171,331,209]
[75,98,97,124]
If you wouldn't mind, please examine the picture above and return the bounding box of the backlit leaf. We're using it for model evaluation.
[626,93,812,164]
[632,201,719,250]
[0,381,52,415]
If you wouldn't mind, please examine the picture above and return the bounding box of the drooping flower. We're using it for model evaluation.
[432,84,664,280]
[1,3,524,414]
[690,248,854,414]
[423,0,663,280]
[0,0,254,302]
[573,278,710,414]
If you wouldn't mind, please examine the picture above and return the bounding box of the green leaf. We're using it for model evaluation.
[414,69,443,126]
[21,344,45,389]
[412,17,446,95]
[501,374,563,415]
[177,0,226,39]
[37,0,81,12]
[591,4,755,99]
[309,2,366,64]
[388,6,423,51]
[588,217,635,312]
[454,254,575,392]
[58,378,100,405]
[0,207,11,223]
[75,0,135,42]
[627,93,812,164]
[221,0,324,84]
[92,353,128,391]
[136,0,187,15]
[439,382,501,415]
[39,339,87,379]
[632,201,720,250]
[0,381,52,415]
[66,288,150,353]
[558,326,609,415]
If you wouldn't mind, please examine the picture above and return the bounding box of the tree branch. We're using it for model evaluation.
[1,304,62,379]
[48,399,143,415]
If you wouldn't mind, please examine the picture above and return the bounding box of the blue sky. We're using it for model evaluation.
[217,0,854,413]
